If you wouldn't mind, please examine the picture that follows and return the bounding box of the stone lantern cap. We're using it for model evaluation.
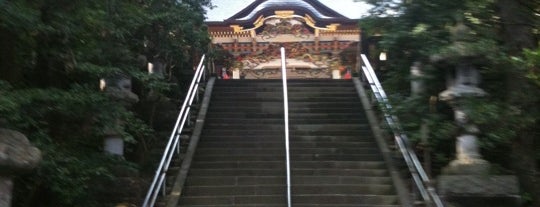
[439,85,487,101]
[430,21,492,65]
[0,129,42,175]
[101,74,139,104]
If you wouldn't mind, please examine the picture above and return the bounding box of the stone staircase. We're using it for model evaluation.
[176,79,401,207]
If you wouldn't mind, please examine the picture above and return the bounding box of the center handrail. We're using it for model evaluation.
[142,55,206,207]
[360,54,444,207]
[280,47,292,207]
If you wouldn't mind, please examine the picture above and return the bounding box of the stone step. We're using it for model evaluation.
[294,160,386,169]
[214,79,353,86]
[178,194,398,205]
[204,112,284,119]
[197,141,378,148]
[213,82,355,88]
[201,129,372,136]
[194,148,285,155]
[212,86,356,92]
[211,91,359,98]
[207,108,365,115]
[179,205,400,207]
[182,185,285,196]
[207,109,364,115]
[190,161,285,169]
[190,161,387,170]
[206,108,364,115]
[182,184,394,197]
[213,84,353,88]
[185,176,393,186]
[199,135,376,143]
[210,96,359,102]
[213,83,354,88]
[192,154,383,162]
[179,195,287,207]
[208,102,363,114]
[221,90,349,94]
[205,117,367,124]
[189,166,388,177]
[293,194,398,205]
[203,123,371,131]
[292,184,395,195]
[293,176,393,185]
[194,147,382,155]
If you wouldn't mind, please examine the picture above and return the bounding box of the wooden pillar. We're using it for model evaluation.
[252,38,257,53]
[315,37,320,53]
[233,38,238,53]
[333,37,339,53]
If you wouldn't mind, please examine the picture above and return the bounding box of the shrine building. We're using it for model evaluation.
[205,0,361,79]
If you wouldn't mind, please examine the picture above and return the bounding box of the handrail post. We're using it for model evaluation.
[280,47,292,207]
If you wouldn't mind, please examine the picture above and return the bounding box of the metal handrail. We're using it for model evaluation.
[360,54,444,207]
[142,55,206,207]
[280,47,292,207]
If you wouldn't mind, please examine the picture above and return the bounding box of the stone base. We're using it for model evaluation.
[0,177,13,207]
[438,175,521,207]
[442,158,490,175]
[94,165,142,206]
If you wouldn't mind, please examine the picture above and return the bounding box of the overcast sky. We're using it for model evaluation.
[205,0,372,21]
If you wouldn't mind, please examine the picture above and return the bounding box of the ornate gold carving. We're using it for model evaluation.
[303,14,339,32]
[304,14,316,28]
[275,10,295,18]
[253,15,265,28]
[326,24,340,31]
[258,18,312,40]
[230,25,244,33]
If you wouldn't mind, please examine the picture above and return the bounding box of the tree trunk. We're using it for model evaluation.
[497,0,537,54]
[0,29,22,84]
[497,0,539,206]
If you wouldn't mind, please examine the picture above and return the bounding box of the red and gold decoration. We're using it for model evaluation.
[206,0,361,79]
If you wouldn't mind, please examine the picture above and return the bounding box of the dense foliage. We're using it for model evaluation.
[358,0,539,205]
[0,0,211,206]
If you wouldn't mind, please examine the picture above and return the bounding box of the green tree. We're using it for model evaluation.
[0,0,211,206]
[358,0,539,205]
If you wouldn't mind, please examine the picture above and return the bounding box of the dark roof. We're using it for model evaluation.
[217,0,357,26]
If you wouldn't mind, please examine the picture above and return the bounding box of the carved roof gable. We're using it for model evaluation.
[228,0,346,20]
[219,0,356,27]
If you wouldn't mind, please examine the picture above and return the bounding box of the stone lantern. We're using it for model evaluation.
[100,74,139,156]
[98,75,142,206]
[0,128,42,207]
[432,20,490,174]
[432,20,520,206]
